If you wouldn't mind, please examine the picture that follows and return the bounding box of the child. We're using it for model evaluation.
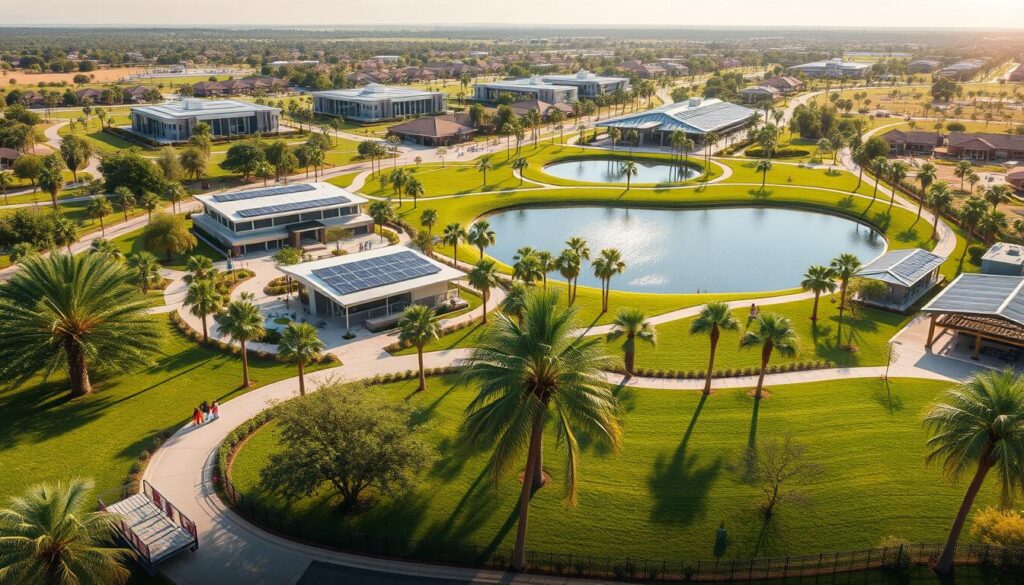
[211,401,220,420]
[192,407,202,426]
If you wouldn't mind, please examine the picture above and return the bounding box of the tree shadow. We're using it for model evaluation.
[837,195,855,209]
[871,378,905,415]
[748,188,773,198]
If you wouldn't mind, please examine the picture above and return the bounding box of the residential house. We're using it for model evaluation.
[880,129,944,155]
[947,132,1024,161]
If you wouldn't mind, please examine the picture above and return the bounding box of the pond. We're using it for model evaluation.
[543,157,701,184]
[484,206,885,294]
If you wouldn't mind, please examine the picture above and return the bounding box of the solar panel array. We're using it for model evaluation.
[311,251,441,296]
[212,183,316,203]
[237,196,351,219]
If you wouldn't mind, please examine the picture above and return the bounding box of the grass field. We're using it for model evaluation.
[229,375,997,562]
[111,219,223,270]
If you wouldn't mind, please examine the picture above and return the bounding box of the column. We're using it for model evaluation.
[972,333,982,360]
[925,314,937,348]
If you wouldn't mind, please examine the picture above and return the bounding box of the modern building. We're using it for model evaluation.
[853,248,944,312]
[738,85,781,104]
[539,70,630,98]
[880,129,943,155]
[192,182,372,256]
[921,273,1024,360]
[947,132,1024,161]
[128,99,280,142]
[595,97,756,145]
[278,246,466,333]
[312,84,446,123]
[387,114,477,146]
[1007,167,1024,191]
[788,58,872,78]
[982,243,1024,276]
[936,60,985,80]
[472,77,578,104]
[908,60,943,74]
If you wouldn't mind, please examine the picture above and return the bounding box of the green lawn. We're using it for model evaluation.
[229,375,997,562]
[111,219,223,270]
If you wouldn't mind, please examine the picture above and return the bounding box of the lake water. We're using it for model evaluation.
[543,158,701,184]
[484,206,885,294]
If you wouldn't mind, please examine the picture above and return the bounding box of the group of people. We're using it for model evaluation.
[192,400,220,426]
[358,240,375,252]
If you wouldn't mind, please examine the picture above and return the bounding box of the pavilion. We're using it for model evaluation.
[921,273,1024,361]
[854,248,944,312]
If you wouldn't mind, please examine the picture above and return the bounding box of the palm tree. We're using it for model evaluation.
[928,183,954,241]
[829,253,862,311]
[460,290,622,571]
[184,279,222,343]
[555,249,581,305]
[89,237,122,260]
[608,308,656,376]
[467,220,496,261]
[87,195,113,236]
[476,154,494,187]
[739,313,799,400]
[690,302,740,395]
[801,265,837,322]
[851,145,870,191]
[923,369,1024,575]
[512,157,528,185]
[405,176,425,208]
[915,163,937,220]
[592,248,626,313]
[367,199,395,243]
[419,209,438,236]
[442,222,467,268]
[960,196,989,262]
[184,254,218,284]
[607,127,621,150]
[0,478,130,585]
[216,299,265,388]
[277,322,323,396]
[535,251,554,290]
[887,161,909,213]
[620,160,638,190]
[0,170,14,205]
[126,251,162,293]
[0,253,159,397]
[53,218,78,253]
[755,159,772,190]
[38,164,65,209]
[468,259,500,324]
[397,305,440,392]
[499,281,530,326]
[954,159,973,193]
[984,184,1011,211]
[869,157,889,205]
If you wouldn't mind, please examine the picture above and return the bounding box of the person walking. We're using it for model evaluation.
[211,400,220,420]
[192,407,202,426]
[747,303,759,326]
[200,401,210,422]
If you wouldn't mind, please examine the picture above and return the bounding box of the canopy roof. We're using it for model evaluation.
[921,273,1024,326]
[596,98,755,135]
[856,248,944,287]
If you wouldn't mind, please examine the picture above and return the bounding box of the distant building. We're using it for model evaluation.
[788,58,872,78]
[908,60,942,74]
[507,99,573,120]
[129,99,280,142]
[539,70,630,98]
[387,114,477,146]
[1009,64,1024,83]
[1007,167,1024,191]
[473,77,578,104]
[880,129,943,155]
[0,147,20,170]
[982,243,1024,276]
[759,76,803,94]
[738,85,781,104]
[936,59,985,80]
[947,132,1024,161]
[312,84,446,123]
[266,60,319,69]
[371,55,401,63]
[854,248,944,312]
[595,97,756,145]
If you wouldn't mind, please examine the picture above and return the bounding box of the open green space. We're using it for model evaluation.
[111,219,223,270]
[229,375,995,561]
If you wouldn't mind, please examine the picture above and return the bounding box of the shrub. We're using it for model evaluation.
[877,536,913,572]
[971,507,1024,547]
[745,146,811,158]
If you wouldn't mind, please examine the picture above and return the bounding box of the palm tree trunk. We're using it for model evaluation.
[201,314,208,343]
[624,335,635,376]
[416,347,426,392]
[240,340,251,387]
[811,292,820,321]
[481,291,488,325]
[298,361,306,396]
[512,409,545,571]
[66,341,93,397]
[755,346,772,400]
[704,332,719,395]
[934,456,994,575]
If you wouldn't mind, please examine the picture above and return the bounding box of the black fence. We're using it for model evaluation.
[219,478,1024,583]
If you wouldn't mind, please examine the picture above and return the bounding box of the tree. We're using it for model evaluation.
[37,155,66,209]
[468,259,500,324]
[499,281,530,326]
[690,301,740,395]
[179,146,208,182]
[277,322,324,396]
[607,308,656,377]
[53,217,77,253]
[184,254,219,285]
[220,140,268,180]
[916,162,938,219]
[562,236,591,303]
[476,154,494,187]
[397,305,440,392]
[259,382,436,511]
[0,170,14,205]
[739,313,799,400]
[442,222,467,267]
[923,370,1024,575]
[954,160,973,193]
[59,134,93,182]
[960,196,989,261]
[367,200,394,243]
[419,209,438,236]
[138,191,160,221]
[98,150,165,196]
[461,290,622,570]
[126,251,161,293]
[829,253,862,311]
[801,265,837,322]
[985,184,1011,211]
[156,146,183,182]
[511,157,528,185]
[405,176,424,208]
[0,253,160,397]
[743,435,822,518]
[592,248,626,313]
[928,183,954,241]
[755,159,772,190]
[113,186,135,222]
[0,478,130,585]
[887,161,909,213]
[184,279,222,343]
[535,250,554,290]
[142,212,196,262]
[12,154,43,193]
[467,220,496,261]
[216,298,266,388]
[620,160,638,190]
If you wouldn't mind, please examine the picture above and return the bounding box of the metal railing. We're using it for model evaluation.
[218,476,1024,583]
[143,480,199,549]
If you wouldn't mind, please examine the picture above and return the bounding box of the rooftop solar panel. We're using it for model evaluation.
[212,183,316,203]
[311,251,441,297]
[237,196,351,218]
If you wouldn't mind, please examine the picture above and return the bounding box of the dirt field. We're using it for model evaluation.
[2,67,150,85]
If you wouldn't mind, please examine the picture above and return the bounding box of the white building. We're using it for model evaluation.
[788,58,872,78]
[279,246,466,333]
[473,77,578,104]
[192,182,373,256]
[539,70,630,98]
[129,99,280,142]
[312,84,446,123]
[595,97,756,145]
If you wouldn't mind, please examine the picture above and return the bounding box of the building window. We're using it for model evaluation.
[253,218,273,229]
[322,207,340,219]
[300,211,323,222]
[235,221,253,233]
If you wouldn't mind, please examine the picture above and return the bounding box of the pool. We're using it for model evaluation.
[483,206,885,294]
[543,157,701,184]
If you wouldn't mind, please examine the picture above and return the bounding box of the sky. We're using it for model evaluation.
[5,0,1024,28]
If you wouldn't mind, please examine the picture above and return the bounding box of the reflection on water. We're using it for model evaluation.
[543,158,700,184]
[485,206,885,294]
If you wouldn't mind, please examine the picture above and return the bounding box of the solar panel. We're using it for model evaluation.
[311,251,442,297]
[237,196,351,218]
[212,183,316,203]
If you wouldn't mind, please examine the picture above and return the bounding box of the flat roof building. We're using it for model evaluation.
[982,242,1024,276]
[854,248,944,312]
[129,99,279,143]
[937,60,985,80]
[788,58,872,78]
[595,97,756,145]
[921,273,1024,360]
[908,59,942,73]
[312,84,446,123]
[738,85,781,104]
[279,246,466,333]
[192,182,373,257]
[539,70,630,98]
[473,77,578,104]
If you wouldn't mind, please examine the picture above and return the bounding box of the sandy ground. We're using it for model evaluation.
[3,67,150,85]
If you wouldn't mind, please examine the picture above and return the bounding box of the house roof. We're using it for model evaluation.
[196,182,366,222]
[760,76,802,90]
[312,84,442,103]
[508,99,572,116]
[131,99,278,121]
[0,147,21,160]
[921,273,1024,327]
[855,248,944,287]
[476,77,577,92]
[881,129,942,145]
[739,85,780,95]
[387,115,476,138]
[540,70,629,85]
[948,132,1024,151]
[1006,166,1024,181]
[596,98,756,134]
